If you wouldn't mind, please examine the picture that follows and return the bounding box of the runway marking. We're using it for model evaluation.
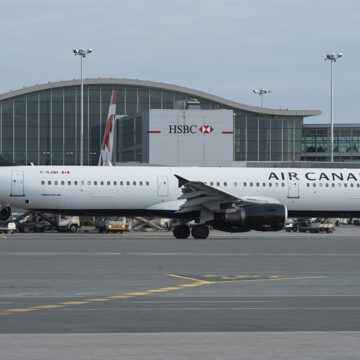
[31,305,65,309]
[0,273,325,317]
[4,308,36,313]
[166,274,214,283]
[0,276,213,316]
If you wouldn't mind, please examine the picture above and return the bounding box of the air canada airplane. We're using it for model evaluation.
[0,165,360,238]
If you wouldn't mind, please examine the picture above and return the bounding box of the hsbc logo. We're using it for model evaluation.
[168,124,214,134]
[199,125,214,134]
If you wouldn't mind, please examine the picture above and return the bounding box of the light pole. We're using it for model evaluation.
[73,48,93,166]
[252,89,271,107]
[325,53,343,162]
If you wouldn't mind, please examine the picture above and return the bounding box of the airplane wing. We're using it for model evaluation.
[175,174,281,222]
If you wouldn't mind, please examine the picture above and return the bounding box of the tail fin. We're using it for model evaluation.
[98,90,117,166]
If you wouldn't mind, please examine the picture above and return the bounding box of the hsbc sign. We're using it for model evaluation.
[168,124,214,134]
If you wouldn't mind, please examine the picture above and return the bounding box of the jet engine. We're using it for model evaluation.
[0,206,12,221]
[211,203,287,232]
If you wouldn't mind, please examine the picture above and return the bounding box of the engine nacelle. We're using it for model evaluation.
[212,203,287,232]
[0,206,12,221]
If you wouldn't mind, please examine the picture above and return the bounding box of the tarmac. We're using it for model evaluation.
[1,227,360,358]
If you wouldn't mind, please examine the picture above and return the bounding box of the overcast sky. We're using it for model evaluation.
[1,0,359,123]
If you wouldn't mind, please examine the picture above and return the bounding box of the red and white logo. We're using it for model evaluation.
[198,125,214,134]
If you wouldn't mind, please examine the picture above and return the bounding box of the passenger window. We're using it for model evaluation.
[94,181,97,186]
[331,183,335,187]
[325,183,329,187]
[81,181,85,186]
[306,183,310,187]
[275,183,278,187]
[313,183,316,187]
[146,181,149,186]
[68,181,71,185]
[344,183,348,188]
[281,183,285,187]
[74,181,78,185]
[319,183,323,188]
[262,182,266,187]
[224,182,227,187]
[61,181,65,185]
[216,182,220,186]
[41,180,45,185]
[234,182,237,187]
[100,181,104,186]
[120,181,123,186]
[133,181,136,186]
[139,181,143,186]
[243,182,247,187]
[338,183,341,187]
[210,182,214,186]
[350,183,354,188]
[107,181,110,186]
[126,181,130,186]
[256,182,259,187]
[269,183,272,187]
[357,183,360,188]
[113,181,117,186]
[54,181,58,185]
[87,181,91,185]
[250,182,253,187]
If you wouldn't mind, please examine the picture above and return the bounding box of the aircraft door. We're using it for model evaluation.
[157,175,169,196]
[287,178,299,198]
[11,170,25,196]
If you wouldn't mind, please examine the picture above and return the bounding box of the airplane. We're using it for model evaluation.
[98,90,117,166]
[1,164,360,238]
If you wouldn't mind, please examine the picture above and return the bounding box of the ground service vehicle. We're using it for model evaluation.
[95,217,127,233]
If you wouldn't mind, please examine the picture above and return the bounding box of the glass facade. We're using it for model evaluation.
[301,125,360,162]
[0,80,310,165]
[234,111,302,161]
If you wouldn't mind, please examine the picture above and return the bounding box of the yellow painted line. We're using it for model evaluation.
[0,278,212,317]
[5,308,35,313]
[0,273,325,318]
[31,305,65,309]
[125,292,151,296]
[153,287,182,291]
[0,312,12,316]
[143,288,172,293]
[60,301,90,305]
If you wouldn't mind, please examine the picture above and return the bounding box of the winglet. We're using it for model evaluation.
[174,174,189,188]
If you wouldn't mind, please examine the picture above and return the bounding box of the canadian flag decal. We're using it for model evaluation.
[199,125,214,134]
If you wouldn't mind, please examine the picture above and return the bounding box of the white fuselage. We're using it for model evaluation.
[1,165,360,218]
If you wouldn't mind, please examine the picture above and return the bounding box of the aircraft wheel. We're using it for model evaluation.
[191,224,210,239]
[173,224,190,239]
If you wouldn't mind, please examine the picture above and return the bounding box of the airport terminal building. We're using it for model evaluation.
[0,78,321,166]
[0,78,349,166]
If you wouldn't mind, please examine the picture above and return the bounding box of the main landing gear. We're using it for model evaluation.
[172,224,210,239]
